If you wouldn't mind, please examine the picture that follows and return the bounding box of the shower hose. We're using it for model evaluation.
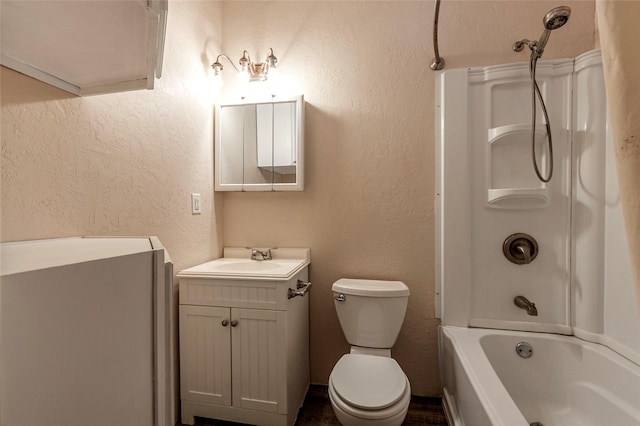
[529,54,554,183]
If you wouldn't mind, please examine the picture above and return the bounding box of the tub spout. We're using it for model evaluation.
[514,295,538,316]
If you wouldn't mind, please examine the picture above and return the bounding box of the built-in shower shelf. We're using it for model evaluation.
[488,124,546,144]
[487,123,549,209]
[487,188,549,209]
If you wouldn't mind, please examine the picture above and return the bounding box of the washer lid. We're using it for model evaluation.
[331,354,407,410]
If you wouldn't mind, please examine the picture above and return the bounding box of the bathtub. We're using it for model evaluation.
[439,326,640,426]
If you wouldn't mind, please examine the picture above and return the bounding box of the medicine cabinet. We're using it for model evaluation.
[0,0,167,96]
[215,95,304,191]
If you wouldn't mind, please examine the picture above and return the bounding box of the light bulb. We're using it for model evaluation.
[238,52,251,83]
[238,69,250,83]
[211,61,224,88]
[266,67,279,82]
[213,73,223,89]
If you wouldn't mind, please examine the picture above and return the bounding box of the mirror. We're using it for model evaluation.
[215,95,304,191]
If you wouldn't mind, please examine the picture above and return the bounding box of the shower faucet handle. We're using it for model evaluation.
[503,233,538,265]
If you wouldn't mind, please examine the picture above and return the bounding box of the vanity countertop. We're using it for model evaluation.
[177,247,310,281]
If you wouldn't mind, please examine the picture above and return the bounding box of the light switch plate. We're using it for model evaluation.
[191,193,201,214]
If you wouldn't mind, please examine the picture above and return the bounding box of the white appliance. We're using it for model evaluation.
[0,236,173,426]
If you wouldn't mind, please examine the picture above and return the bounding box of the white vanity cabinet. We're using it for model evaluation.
[178,253,310,426]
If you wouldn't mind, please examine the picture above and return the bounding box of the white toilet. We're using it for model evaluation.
[328,278,411,426]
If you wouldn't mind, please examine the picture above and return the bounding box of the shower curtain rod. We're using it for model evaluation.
[431,0,445,70]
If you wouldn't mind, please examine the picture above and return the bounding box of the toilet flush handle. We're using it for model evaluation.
[334,293,346,302]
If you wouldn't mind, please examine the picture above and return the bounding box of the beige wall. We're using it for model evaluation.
[219,1,595,396]
[1,0,596,398]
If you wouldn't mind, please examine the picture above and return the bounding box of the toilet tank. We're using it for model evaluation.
[332,279,410,348]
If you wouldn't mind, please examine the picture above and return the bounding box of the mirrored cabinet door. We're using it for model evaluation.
[215,95,304,192]
[218,105,244,190]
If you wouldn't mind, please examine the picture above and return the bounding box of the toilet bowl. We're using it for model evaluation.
[329,279,411,426]
[329,353,411,426]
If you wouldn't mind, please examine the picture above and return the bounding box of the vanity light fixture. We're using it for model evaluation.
[211,48,278,85]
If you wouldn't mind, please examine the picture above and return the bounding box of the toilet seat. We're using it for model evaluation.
[330,354,408,410]
[328,375,411,421]
[329,354,411,422]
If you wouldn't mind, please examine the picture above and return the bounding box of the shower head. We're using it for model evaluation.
[512,6,571,57]
[544,6,571,30]
[537,6,571,55]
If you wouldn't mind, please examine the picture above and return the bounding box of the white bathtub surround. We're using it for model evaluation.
[440,327,640,426]
[436,56,574,334]
[436,49,640,425]
[596,0,640,309]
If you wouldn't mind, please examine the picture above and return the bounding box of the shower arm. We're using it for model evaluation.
[513,39,539,53]
[513,38,550,60]
[514,26,556,59]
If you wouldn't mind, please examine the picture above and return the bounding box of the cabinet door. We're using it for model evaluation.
[179,305,232,406]
[231,308,287,414]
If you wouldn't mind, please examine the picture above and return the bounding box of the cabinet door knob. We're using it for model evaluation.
[221,319,229,327]
[230,320,239,327]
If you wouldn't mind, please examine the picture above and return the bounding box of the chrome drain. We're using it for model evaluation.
[516,342,533,358]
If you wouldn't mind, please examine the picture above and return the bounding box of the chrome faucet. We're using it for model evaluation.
[250,248,273,261]
[514,296,538,316]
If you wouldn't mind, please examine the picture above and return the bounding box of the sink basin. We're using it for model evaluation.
[211,260,282,272]
[178,255,309,280]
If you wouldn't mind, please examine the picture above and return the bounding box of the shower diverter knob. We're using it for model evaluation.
[503,233,538,265]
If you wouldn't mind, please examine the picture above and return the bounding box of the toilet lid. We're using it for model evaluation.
[331,354,407,410]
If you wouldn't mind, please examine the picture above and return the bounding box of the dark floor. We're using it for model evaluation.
[179,385,448,426]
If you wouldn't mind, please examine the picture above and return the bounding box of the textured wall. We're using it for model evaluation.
[1,2,224,273]
[219,1,595,396]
